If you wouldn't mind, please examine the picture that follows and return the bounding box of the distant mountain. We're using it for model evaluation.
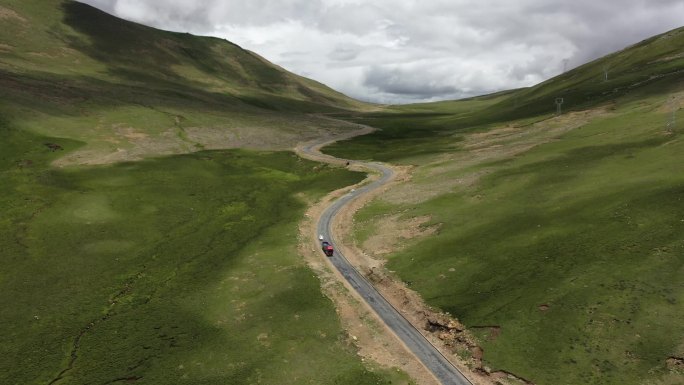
[331,25,683,144]
[0,0,363,112]
[478,26,684,123]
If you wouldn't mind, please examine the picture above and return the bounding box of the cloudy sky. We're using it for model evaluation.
[80,0,683,103]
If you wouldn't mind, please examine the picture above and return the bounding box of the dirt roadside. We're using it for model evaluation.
[295,127,515,385]
[296,109,616,385]
[296,127,440,385]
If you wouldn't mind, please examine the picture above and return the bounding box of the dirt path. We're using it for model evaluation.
[296,127,442,385]
[295,127,509,385]
[295,110,616,385]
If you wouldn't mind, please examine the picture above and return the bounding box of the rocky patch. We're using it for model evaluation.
[666,356,684,370]
[44,143,63,152]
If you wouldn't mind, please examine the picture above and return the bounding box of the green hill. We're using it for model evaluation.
[479,27,684,123]
[325,27,684,162]
[2,0,361,110]
[4,2,683,384]
[1,0,369,165]
[0,2,412,385]
[325,27,684,385]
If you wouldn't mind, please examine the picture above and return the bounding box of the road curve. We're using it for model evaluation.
[299,138,472,385]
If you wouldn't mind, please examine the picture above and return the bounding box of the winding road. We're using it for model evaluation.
[299,136,472,385]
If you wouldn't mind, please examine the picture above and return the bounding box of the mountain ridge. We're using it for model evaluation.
[0,0,374,165]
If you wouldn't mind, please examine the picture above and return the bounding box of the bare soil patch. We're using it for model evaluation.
[298,126,507,385]
[53,128,190,167]
[297,174,441,385]
[362,265,499,384]
[362,215,439,258]
[382,107,613,206]
[315,109,615,384]
[114,125,149,141]
[28,51,59,59]
[52,113,365,166]
[666,356,684,370]
[44,143,64,152]
[656,88,684,113]
[0,6,26,22]
[650,52,684,64]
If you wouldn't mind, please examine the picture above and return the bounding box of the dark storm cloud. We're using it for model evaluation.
[79,0,684,103]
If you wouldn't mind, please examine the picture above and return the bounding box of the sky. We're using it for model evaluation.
[80,0,684,104]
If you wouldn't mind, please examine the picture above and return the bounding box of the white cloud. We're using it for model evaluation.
[79,0,684,103]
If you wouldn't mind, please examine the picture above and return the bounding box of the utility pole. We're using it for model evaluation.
[562,59,570,73]
[603,64,610,81]
[555,98,564,116]
[667,96,678,131]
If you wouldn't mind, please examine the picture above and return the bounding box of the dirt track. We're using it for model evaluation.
[296,129,476,385]
[294,111,610,385]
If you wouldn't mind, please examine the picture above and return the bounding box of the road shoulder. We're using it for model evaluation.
[296,128,505,385]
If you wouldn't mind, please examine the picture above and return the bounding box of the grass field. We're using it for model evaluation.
[0,119,418,384]
[3,1,683,384]
[327,28,684,385]
[384,96,683,385]
[324,93,512,163]
[0,2,421,383]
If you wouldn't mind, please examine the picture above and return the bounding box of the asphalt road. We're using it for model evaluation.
[302,141,472,385]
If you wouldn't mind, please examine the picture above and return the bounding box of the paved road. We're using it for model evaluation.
[301,140,472,385]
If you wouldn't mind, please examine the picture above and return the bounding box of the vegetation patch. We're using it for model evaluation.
[0,120,414,384]
[0,0,368,166]
[332,28,684,385]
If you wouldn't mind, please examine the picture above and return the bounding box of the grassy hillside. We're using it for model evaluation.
[328,27,684,384]
[0,1,415,384]
[0,0,371,166]
[326,28,684,162]
[1,124,414,384]
[2,0,361,110]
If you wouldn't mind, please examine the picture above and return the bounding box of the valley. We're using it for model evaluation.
[1,1,683,385]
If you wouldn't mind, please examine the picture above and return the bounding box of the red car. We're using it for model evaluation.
[321,241,334,257]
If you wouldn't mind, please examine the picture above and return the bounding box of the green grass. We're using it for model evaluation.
[2,2,682,384]
[0,2,417,383]
[0,0,362,112]
[325,28,684,163]
[324,94,509,163]
[348,89,684,384]
[0,0,372,167]
[330,27,684,385]
[0,119,418,384]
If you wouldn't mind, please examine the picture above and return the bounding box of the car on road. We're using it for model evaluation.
[321,241,334,256]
